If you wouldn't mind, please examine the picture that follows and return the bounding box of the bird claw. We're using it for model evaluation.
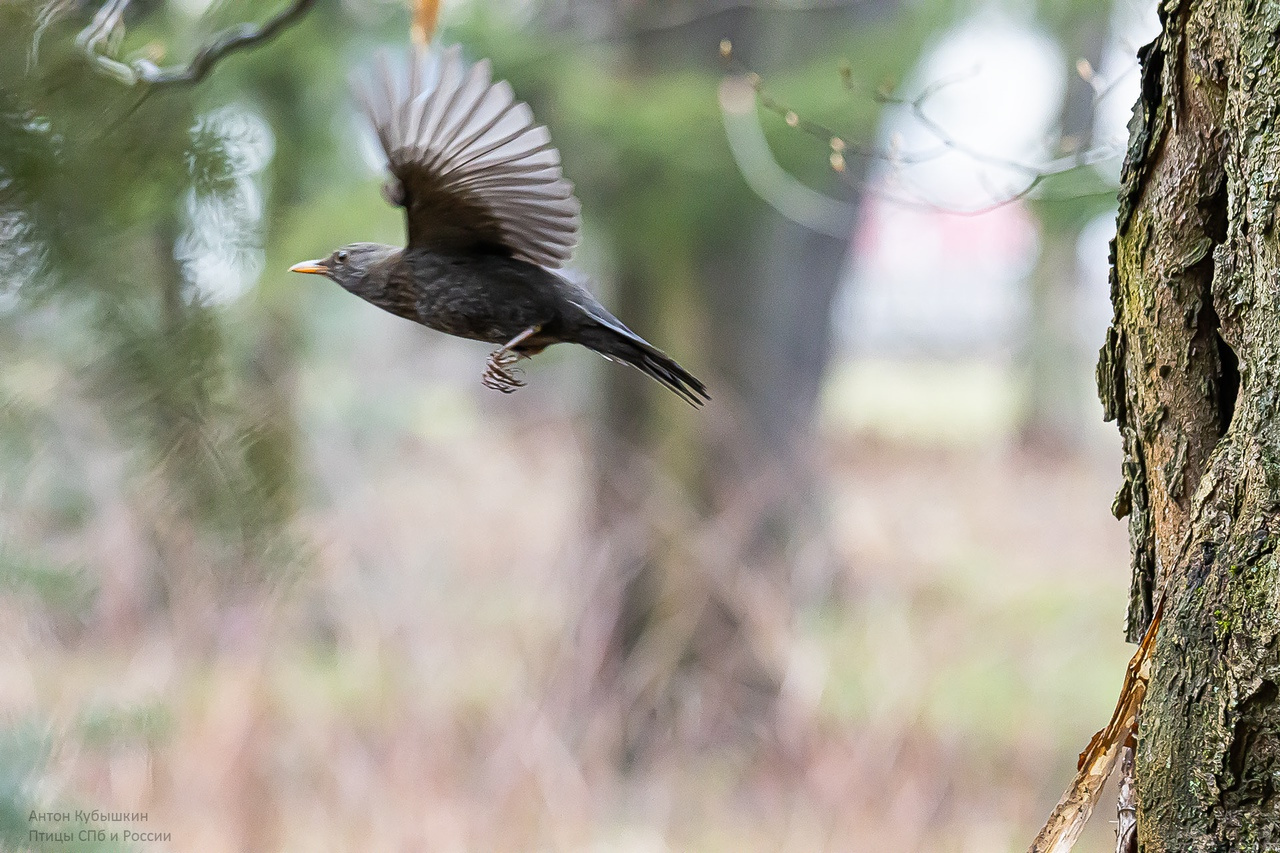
[482,349,526,394]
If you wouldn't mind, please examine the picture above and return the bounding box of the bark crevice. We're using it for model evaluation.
[1094,0,1280,847]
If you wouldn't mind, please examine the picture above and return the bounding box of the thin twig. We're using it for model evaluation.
[78,0,318,88]
[722,45,1128,216]
[627,0,878,36]
[75,0,131,57]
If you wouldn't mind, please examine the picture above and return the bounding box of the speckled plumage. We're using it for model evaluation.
[290,47,707,406]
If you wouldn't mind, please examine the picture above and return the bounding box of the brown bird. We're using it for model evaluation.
[290,46,708,407]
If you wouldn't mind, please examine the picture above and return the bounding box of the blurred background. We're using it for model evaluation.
[0,0,1157,850]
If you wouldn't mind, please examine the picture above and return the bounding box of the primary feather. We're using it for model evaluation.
[356,46,581,269]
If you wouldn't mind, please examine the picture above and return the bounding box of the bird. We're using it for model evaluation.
[289,45,709,407]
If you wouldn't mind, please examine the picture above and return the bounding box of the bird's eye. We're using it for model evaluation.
[335,250,349,265]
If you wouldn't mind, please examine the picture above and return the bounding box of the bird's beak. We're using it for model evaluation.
[289,259,328,275]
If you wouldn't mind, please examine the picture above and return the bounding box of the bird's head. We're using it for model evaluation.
[289,243,396,292]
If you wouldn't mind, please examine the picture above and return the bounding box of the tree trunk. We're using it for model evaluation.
[1099,0,1280,847]
[578,0,877,761]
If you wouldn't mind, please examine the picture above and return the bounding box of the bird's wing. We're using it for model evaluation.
[356,46,580,269]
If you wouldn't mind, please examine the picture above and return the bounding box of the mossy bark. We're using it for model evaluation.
[1101,0,1280,847]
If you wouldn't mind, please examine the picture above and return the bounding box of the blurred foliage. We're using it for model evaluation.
[0,3,291,592]
[1029,164,1118,231]
[0,722,133,851]
[0,548,96,620]
[0,0,430,615]
[76,701,174,751]
[0,0,370,833]
[444,0,964,761]
[0,0,1136,846]
[452,3,943,278]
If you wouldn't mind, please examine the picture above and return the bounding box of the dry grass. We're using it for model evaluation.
[1,392,1133,851]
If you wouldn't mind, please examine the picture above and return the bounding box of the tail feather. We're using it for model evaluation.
[580,324,709,407]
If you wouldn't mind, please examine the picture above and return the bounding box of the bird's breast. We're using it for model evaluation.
[401,253,561,345]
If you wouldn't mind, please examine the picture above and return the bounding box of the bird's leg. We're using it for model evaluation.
[482,326,539,393]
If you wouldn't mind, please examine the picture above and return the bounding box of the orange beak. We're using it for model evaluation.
[289,259,328,275]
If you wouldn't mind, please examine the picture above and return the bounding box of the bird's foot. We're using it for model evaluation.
[482,349,526,394]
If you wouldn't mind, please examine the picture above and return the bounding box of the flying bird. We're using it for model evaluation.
[289,46,708,407]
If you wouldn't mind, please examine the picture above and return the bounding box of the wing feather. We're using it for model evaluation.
[424,62,492,164]
[360,46,581,266]
[361,46,580,267]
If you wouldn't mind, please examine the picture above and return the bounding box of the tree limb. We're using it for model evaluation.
[721,45,1126,217]
[79,0,318,88]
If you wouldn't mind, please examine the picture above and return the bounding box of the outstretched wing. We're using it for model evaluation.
[356,46,580,269]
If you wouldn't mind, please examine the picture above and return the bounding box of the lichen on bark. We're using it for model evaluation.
[1100,0,1280,847]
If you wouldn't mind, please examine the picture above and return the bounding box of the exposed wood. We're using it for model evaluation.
[1027,603,1160,853]
[1116,741,1136,853]
[1094,0,1280,848]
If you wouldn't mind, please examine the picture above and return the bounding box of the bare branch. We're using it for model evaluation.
[77,0,318,88]
[719,75,856,236]
[1089,58,1142,109]
[32,1,79,66]
[629,0,878,35]
[719,43,1128,218]
[75,0,130,56]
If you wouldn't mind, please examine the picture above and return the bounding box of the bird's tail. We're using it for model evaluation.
[580,323,709,407]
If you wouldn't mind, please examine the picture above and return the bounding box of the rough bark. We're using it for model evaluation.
[1099,0,1280,847]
